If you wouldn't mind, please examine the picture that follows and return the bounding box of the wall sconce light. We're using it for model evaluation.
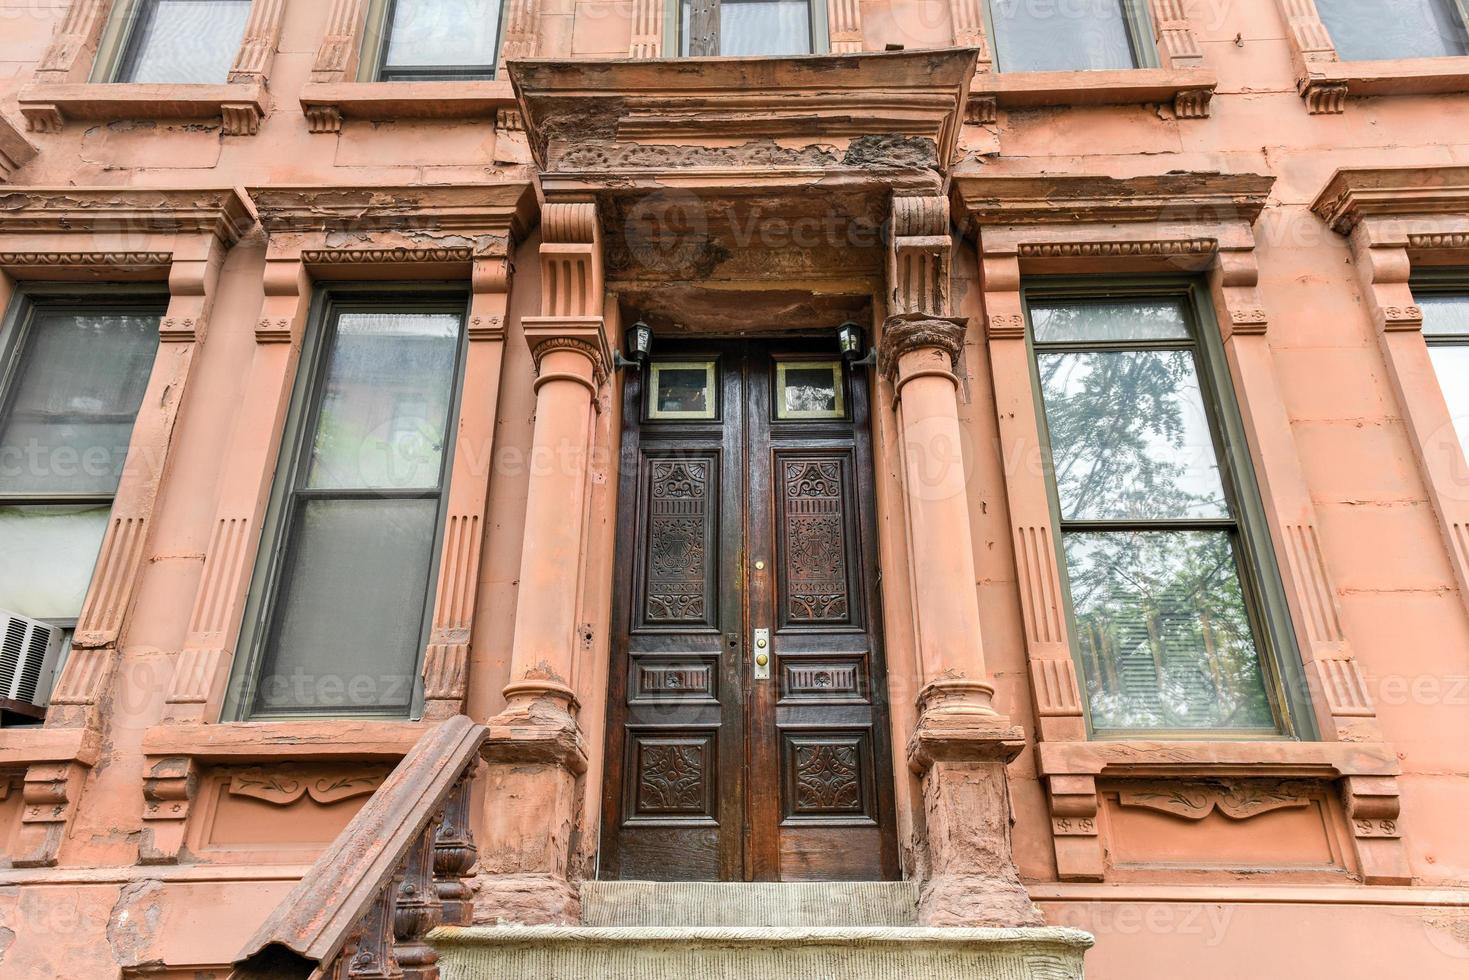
[838,321,877,368]
[614,321,653,370]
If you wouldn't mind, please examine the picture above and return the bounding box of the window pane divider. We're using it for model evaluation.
[1058,518,1238,533]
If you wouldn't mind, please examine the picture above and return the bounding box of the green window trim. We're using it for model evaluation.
[91,0,254,85]
[982,0,1159,74]
[223,286,472,722]
[1023,278,1314,741]
[358,0,511,82]
[0,286,168,630]
[665,0,830,57]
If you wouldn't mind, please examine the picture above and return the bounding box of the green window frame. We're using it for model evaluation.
[359,0,510,81]
[1410,271,1469,459]
[223,287,470,721]
[1025,279,1312,740]
[1313,0,1469,62]
[91,0,254,84]
[0,289,165,710]
[982,0,1158,73]
[666,0,830,56]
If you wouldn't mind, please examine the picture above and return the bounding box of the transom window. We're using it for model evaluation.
[227,297,467,720]
[985,0,1156,72]
[675,0,825,56]
[0,298,160,627]
[97,0,253,84]
[364,0,506,81]
[1418,289,1469,459]
[1314,0,1469,62]
[1028,289,1299,737]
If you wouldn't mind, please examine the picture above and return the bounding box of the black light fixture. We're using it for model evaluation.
[614,321,653,370]
[838,321,877,368]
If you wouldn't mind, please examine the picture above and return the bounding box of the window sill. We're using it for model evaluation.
[0,112,37,181]
[967,67,1218,123]
[0,725,101,768]
[15,82,268,136]
[1036,738,1400,779]
[1299,55,1469,113]
[298,79,517,134]
[141,719,427,763]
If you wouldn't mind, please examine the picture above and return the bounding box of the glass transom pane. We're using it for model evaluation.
[304,312,460,491]
[119,0,252,84]
[776,361,845,419]
[649,361,717,420]
[252,498,438,716]
[988,0,1140,72]
[1064,529,1277,732]
[1038,348,1229,521]
[680,0,813,55]
[1315,0,1469,61]
[1030,298,1190,344]
[0,505,111,621]
[383,0,504,71]
[1420,293,1469,336]
[0,311,159,496]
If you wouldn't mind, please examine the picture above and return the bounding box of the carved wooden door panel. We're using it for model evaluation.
[601,340,897,881]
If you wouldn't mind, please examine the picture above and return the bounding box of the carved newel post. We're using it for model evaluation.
[882,195,1042,927]
[480,201,609,922]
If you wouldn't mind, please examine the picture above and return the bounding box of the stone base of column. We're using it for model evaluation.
[908,715,1044,928]
[475,693,588,925]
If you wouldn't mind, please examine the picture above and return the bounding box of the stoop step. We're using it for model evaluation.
[580,880,920,927]
[431,925,1094,980]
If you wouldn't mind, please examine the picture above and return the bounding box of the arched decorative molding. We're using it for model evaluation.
[0,187,253,867]
[952,170,1409,887]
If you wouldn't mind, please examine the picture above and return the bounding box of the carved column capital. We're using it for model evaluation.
[877,312,968,381]
[524,317,612,390]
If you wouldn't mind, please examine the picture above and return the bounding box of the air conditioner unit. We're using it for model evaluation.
[0,610,65,710]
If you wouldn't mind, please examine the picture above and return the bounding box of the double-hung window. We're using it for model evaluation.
[1313,0,1469,61]
[984,0,1157,73]
[1028,286,1301,737]
[0,297,162,698]
[94,0,253,84]
[363,0,506,81]
[1417,287,1469,457]
[675,0,827,56]
[227,295,467,720]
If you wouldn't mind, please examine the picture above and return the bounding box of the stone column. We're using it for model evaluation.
[480,201,608,923]
[881,194,1041,927]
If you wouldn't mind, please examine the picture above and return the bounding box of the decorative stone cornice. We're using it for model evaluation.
[510,49,977,177]
[951,173,1274,235]
[246,184,537,255]
[1311,166,1469,234]
[1016,239,1218,259]
[0,187,255,244]
[877,313,968,380]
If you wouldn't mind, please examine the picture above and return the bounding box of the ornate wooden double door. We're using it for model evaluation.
[600,339,899,881]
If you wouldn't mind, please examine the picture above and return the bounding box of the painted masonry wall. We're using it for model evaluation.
[0,0,1466,976]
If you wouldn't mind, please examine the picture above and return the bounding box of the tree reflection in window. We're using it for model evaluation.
[1032,296,1281,734]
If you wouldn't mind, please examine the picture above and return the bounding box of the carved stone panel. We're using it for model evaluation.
[640,456,718,629]
[781,732,876,823]
[626,732,718,825]
[777,456,860,628]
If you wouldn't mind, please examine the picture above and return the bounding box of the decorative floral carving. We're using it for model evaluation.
[784,460,850,623]
[228,765,390,806]
[645,460,711,623]
[1114,779,1316,821]
[793,742,862,813]
[636,742,707,814]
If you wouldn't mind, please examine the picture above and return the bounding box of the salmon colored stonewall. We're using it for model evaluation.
[0,0,1465,977]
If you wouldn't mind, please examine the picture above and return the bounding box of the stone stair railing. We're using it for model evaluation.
[230,715,486,980]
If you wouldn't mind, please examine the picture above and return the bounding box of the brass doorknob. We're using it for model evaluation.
[755,653,769,667]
